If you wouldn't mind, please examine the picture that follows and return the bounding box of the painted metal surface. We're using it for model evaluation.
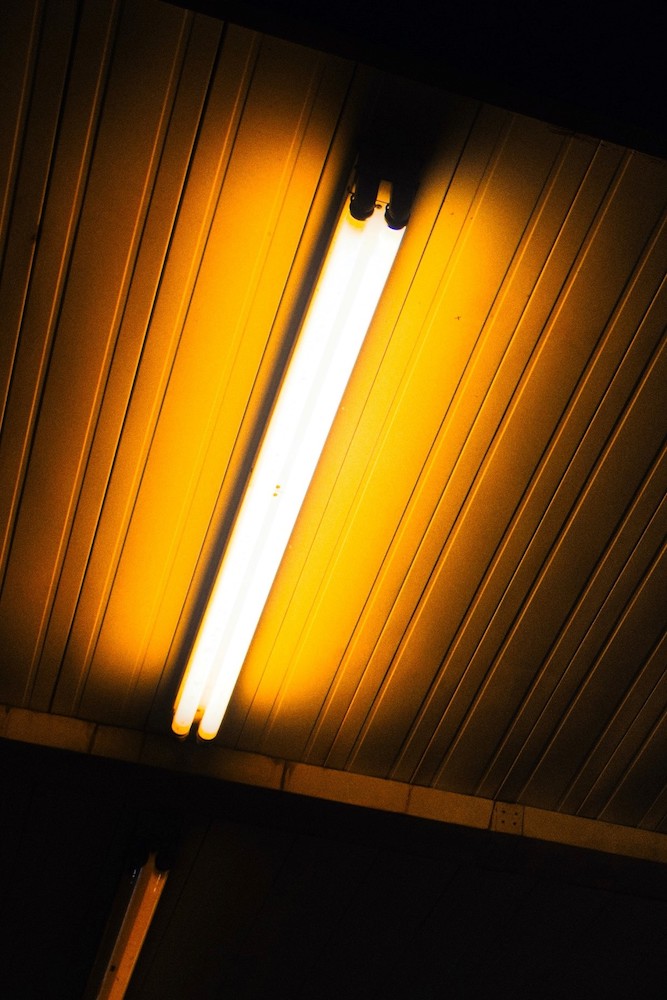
[0,0,665,837]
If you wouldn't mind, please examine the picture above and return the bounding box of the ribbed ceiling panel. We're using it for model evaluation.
[0,0,358,724]
[230,116,666,829]
[1,0,665,834]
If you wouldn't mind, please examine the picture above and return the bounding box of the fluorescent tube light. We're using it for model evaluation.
[173,190,404,741]
[96,853,167,999]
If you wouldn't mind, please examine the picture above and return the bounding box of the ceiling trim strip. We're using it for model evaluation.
[3,702,666,865]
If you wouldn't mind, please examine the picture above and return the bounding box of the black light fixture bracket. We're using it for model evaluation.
[349,78,439,230]
[349,169,417,231]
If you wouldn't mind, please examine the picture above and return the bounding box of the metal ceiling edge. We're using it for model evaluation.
[3,702,667,865]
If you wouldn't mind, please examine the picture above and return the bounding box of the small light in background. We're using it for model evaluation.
[95,853,168,999]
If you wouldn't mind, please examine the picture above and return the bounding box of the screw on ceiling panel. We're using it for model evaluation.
[491,801,524,835]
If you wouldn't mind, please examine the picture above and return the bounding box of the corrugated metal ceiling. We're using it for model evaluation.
[1,0,665,836]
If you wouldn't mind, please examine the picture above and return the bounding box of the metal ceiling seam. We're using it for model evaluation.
[138,44,359,738]
[368,137,607,786]
[0,0,80,585]
[79,26,271,724]
[320,112,557,775]
[484,462,667,805]
[47,22,258,719]
[308,124,579,777]
[431,318,667,796]
[338,139,635,782]
[249,103,510,765]
[557,537,667,816]
[2,701,667,864]
[574,629,667,820]
[36,12,226,715]
[32,3,196,713]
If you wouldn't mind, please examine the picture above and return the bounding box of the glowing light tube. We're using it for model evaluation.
[97,854,167,999]
[173,196,404,740]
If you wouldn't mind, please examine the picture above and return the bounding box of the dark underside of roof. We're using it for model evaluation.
[4,737,667,1000]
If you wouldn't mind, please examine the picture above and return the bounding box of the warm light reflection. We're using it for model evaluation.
[173,194,404,740]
